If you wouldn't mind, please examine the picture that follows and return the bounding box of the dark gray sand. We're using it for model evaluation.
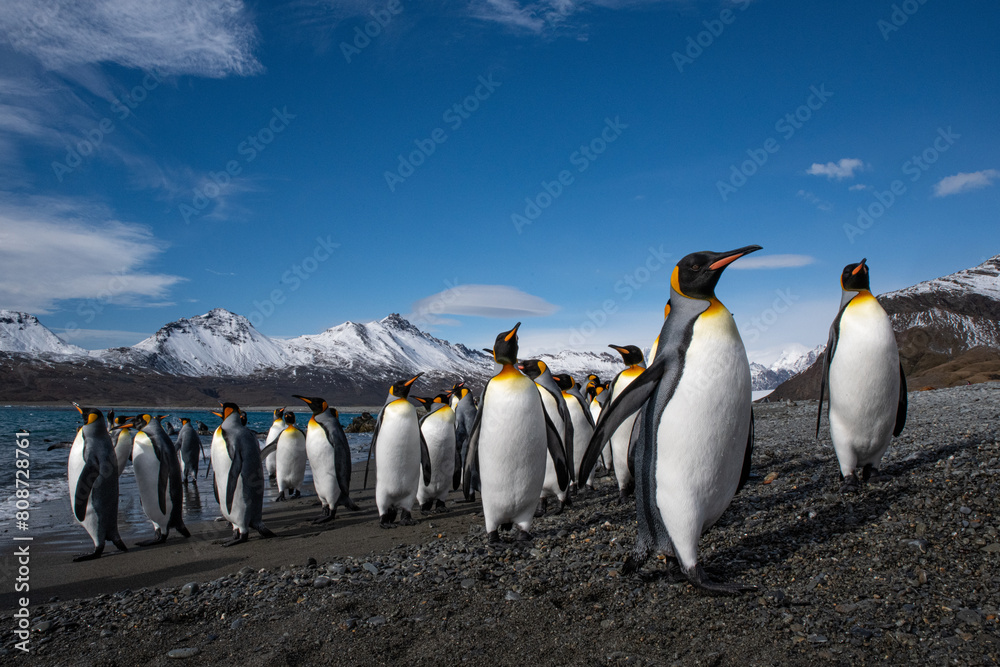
[3,383,999,665]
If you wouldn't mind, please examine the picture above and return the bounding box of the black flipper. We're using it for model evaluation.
[225,446,243,514]
[816,301,847,438]
[893,363,907,437]
[452,446,462,490]
[418,429,432,485]
[154,438,169,517]
[73,435,98,522]
[736,407,754,494]
[363,407,384,490]
[259,437,279,461]
[462,398,484,500]
[543,410,570,493]
[579,362,663,485]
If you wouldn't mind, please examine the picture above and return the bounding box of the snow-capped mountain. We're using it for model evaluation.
[0,310,86,356]
[749,344,825,391]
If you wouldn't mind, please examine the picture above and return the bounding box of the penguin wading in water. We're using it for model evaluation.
[211,403,276,545]
[818,258,907,492]
[367,375,432,528]
[603,344,647,501]
[260,411,307,501]
[519,359,573,515]
[580,246,761,594]
[294,395,360,521]
[134,414,190,545]
[464,323,569,543]
[413,393,457,512]
[552,374,596,490]
[263,408,285,480]
[177,417,205,483]
[67,405,128,561]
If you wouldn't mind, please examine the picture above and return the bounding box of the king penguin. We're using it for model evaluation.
[451,382,479,497]
[463,323,568,542]
[177,417,205,484]
[133,413,190,545]
[413,393,457,512]
[580,245,761,594]
[108,414,135,477]
[552,373,596,490]
[263,408,285,480]
[367,374,431,528]
[818,258,907,491]
[294,395,360,520]
[267,411,307,501]
[603,344,647,502]
[519,359,573,515]
[212,402,276,545]
[67,405,128,561]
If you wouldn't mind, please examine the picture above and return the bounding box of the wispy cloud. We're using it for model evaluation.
[467,0,672,35]
[0,195,185,314]
[806,158,865,180]
[848,183,871,191]
[933,169,1000,197]
[796,189,832,211]
[730,254,816,270]
[408,284,558,327]
[0,0,262,77]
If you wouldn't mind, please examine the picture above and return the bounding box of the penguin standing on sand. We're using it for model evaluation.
[367,374,432,528]
[580,246,761,594]
[451,383,479,495]
[108,414,135,477]
[413,393,457,512]
[519,359,573,515]
[211,402,276,545]
[602,344,647,501]
[133,414,190,545]
[552,374,596,489]
[294,395,360,520]
[177,418,205,483]
[464,323,568,542]
[260,412,307,501]
[67,405,128,561]
[818,258,907,491]
[263,408,285,480]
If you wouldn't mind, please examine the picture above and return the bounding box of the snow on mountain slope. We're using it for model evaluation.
[0,310,86,356]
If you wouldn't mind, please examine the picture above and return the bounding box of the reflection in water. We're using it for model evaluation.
[183,481,203,513]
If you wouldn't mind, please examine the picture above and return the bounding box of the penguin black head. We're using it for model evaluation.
[284,411,296,425]
[412,395,431,406]
[180,418,190,425]
[492,322,521,365]
[518,358,547,380]
[73,403,104,425]
[551,374,573,391]
[219,402,241,421]
[293,395,329,415]
[609,344,644,366]
[273,407,285,420]
[672,245,762,300]
[433,393,450,404]
[389,374,422,399]
[841,258,870,292]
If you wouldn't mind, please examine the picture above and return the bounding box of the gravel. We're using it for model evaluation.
[4,383,999,665]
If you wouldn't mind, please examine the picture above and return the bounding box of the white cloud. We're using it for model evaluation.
[729,254,816,270]
[0,195,185,314]
[848,183,871,191]
[933,169,1000,197]
[796,189,832,211]
[408,284,558,328]
[806,158,865,180]
[0,0,262,77]
[468,0,670,34]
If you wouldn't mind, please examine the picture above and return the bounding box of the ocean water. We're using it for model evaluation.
[0,407,372,549]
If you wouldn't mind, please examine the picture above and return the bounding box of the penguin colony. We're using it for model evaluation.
[63,250,908,595]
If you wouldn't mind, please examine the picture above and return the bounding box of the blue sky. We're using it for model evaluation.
[0,0,997,364]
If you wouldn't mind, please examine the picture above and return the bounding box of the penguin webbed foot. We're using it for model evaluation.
[72,546,104,562]
[862,465,889,484]
[222,532,249,547]
[534,498,547,517]
[254,522,276,538]
[487,530,502,544]
[434,499,447,512]
[112,537,128,553]
[515,528,533,542]
[291,489,301,498]
[176,524,191,538]
[135,529,166,547]
[839,473,861,494]
[684,563,755,596]
[275,491,286,502]
[420,500,434,513]
[312,508,336,524]
[398,510,417,526]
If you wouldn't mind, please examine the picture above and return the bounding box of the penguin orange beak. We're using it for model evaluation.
[609,345,628,354]
[504,322,521,342]
[403,373,422,387]
[708,245,763,271]
[852,258,867,275]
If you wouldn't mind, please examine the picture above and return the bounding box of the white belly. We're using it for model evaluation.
[828,296,900,474]
[305,425,340,509]
[114,430,133,476]
[654,311,750,570]
[134,434,170,530]
[276,429,307,492]
[68,429,99,544]
[566,396,594,482]
[609,371,641,491]
[375,401,421,513]
[417,409,457,504]
[478,373,547,532]
[537,386,567,500]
